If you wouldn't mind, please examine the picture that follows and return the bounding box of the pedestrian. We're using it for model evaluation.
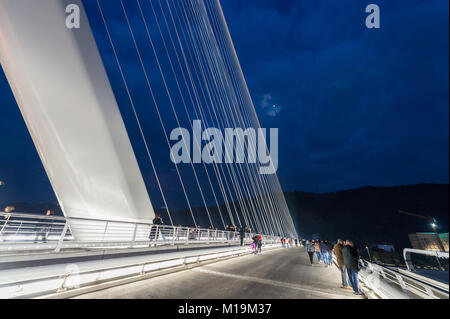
[252,234,259,254]
[327,241,334,266]
[342,240,363,295]
[257,234,262,254]
[333,238,349,289]
[320,241,331,267]
[149,212,164,243]
[239,227,246,246]
[306,240,315,265]
[314,240,322,263]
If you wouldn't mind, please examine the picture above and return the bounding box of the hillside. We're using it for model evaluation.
[285,184,449,250]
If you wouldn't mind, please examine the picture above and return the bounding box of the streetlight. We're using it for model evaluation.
[430,219,445,252]
[398,211,446,252]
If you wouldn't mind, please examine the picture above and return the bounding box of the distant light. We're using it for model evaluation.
[431,223,437,228]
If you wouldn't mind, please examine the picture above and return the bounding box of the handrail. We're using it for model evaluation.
[0,212,283,253]
[403,248,449,271]
[332,252,448,299]
[357,258,449,299]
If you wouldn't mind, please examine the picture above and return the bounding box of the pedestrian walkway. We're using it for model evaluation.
[74,247,365,299]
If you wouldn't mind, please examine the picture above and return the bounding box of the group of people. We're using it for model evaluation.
[280,237,297,248]
[333,239,362,295]
[305,240,334,267]
[305,238,362,295]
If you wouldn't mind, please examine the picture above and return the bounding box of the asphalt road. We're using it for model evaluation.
[74,247,363,299]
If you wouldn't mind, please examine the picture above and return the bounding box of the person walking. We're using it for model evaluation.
[342,240,363,295]
[239,227,246,246]
[333,239,349,288]
[314,240,322,263]
[306,240,316,265]
[252,234,259,254]
[320,241,330,267]
[257,234,262,254]
[327,241,334,266]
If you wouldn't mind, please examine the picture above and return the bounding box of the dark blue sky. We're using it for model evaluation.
[0,0,448,205]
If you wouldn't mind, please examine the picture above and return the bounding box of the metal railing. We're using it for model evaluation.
[0,212,281,253]
[357,258,449,299]
[0,243,283,299]
[331,252,448,299]
[403,248,449,272]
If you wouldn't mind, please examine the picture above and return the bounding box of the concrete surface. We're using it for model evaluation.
[74,247,364,299]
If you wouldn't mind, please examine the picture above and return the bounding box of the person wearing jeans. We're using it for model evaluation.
[347,267,360,294]
[342,240,362,295]
[320,241,332,267]
[314,240,322,263]
[306,240,316,265]
[333,239,349,288]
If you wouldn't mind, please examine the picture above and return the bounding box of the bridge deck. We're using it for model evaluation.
[74,247,364,299]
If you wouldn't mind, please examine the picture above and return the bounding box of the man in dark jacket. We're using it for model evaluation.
[239,227,246,246]
[342,240,362,295]
[149,213,164,242]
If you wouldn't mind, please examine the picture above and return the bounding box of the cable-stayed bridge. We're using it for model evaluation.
[0,0,447,299]
[0,0,296,240]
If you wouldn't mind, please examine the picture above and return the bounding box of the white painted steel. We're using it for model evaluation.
[0,213,279,253]
[332,254,449,299]
[0,243,282,299]
[0,0,155,235]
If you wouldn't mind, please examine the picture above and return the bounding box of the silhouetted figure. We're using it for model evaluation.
[239,227,246,246]
[149,213,164,243]
[252,234,259,254]
[306,240,316,265]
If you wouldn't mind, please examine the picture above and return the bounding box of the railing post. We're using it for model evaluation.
[0,214,11,237]
[131,223,138,246]
[54,222,69,253]
[172,226,177,245]
[395,273,407,290]
[155,225,159,247]
[102,221,108,242]
[15,221,23,235]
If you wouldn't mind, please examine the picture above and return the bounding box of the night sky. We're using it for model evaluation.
[0,0,448,206]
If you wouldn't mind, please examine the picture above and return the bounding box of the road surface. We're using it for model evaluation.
[74,247,363,299]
